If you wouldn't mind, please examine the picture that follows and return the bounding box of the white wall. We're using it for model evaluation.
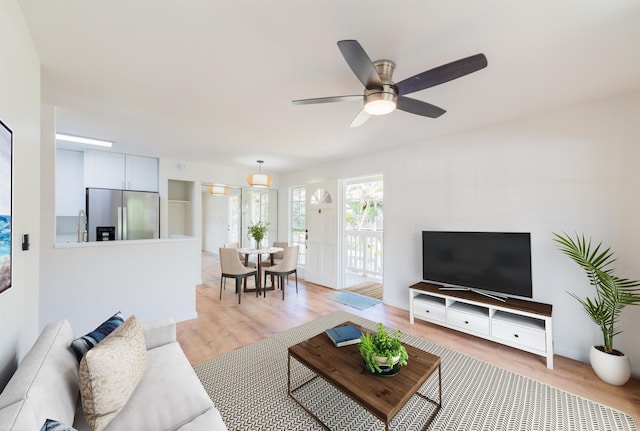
[278,90,640,376]
[38,238,198,334]
[0,0,41,389]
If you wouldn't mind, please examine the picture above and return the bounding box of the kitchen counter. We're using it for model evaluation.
[54,236,195,248]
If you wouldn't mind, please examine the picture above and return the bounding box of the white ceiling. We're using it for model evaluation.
[18,0,640,174]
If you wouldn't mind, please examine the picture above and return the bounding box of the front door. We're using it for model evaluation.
[305,181,339,289]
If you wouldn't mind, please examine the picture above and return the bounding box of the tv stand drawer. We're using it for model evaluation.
[412,295,446,324]
[492,319,546,352]
[447,304,490,336]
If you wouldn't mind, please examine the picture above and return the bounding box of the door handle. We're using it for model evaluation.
[122,207,128,240]
[117,207,122,239]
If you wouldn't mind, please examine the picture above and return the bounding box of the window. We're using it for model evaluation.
[259,192,269,224]
[228,195,240,244]
[246,190,271,245]
[291,186,306,266]
[310,188,331,205]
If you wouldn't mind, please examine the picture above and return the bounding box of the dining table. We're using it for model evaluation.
[237,246,284,293]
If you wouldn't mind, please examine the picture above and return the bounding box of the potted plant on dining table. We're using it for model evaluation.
[247,220,269,249]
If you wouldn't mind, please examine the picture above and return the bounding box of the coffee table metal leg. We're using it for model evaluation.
[414,363,442,430]
[439,363,442,405]
[288,354,329,430]
[287,353,291,393]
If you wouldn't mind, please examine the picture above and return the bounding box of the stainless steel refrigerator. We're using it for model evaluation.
[86,188,160,241]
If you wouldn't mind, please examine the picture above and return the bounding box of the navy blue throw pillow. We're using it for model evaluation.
[40,419,78,431]
[69,311,124,362]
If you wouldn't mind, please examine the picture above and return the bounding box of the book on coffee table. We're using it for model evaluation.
[325,324,362,347]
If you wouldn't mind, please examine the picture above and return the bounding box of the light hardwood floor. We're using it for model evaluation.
[345,280,383,300]
[177,254,640,423]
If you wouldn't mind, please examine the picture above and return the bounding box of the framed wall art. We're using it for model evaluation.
[0,119,12,293]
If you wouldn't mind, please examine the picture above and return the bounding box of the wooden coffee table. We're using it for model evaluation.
[287,322,442,430]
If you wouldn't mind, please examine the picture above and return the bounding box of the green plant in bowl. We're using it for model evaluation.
[359,322,409,374]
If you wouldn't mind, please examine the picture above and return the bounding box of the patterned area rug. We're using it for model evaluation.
[194,311,638,431]
[329,291,382,310]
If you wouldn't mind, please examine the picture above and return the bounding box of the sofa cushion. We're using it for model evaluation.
[40,418,78,431]
[175,407,228,431]
[140,317,176,350]
[0,400,37,431]
[69,312,124,362]
[79,315,147,431]
[101,342,214,431]
[0,320,79,431]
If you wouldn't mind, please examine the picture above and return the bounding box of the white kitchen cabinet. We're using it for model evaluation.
[56,149,85,216]
[84,150,158,192]
[84,150,125,189]
[125,154,158,192]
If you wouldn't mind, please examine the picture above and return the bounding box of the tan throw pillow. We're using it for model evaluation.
[79,315,147,431]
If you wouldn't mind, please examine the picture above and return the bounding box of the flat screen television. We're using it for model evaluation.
[422,231,532,299]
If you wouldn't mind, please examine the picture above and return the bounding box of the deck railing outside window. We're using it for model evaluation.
[344,230,382,280]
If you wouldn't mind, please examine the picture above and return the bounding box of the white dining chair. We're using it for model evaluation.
[219,247,258,304]
[263,246,299,300]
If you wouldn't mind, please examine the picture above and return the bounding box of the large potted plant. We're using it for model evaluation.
[359,323,409,375]
[247,221,269,249]
[553,232,640,385]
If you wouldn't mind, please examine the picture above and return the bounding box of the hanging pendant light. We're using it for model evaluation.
[247,160,272,188]
[208,184,228,196]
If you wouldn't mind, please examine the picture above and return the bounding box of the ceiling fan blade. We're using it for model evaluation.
[396,96,446,118]
[350,109,370,128]
[396,53,487,96]
[337,40,382,90]
[292,95,362,105]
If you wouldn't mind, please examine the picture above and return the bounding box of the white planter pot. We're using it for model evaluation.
[374,355,400,368]
[589,345,631,386]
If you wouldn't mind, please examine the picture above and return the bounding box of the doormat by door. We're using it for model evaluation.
[329,291,381,310]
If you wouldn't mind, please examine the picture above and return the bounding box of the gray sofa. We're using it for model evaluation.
[0,317,227,431]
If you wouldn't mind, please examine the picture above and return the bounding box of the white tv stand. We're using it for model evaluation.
[409,282,553,369]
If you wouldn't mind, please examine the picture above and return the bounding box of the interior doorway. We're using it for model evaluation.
[202,185,242,254]
[342,175,383,300]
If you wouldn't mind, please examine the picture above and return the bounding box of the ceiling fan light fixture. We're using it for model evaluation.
[208,184,228,196]
[292,42,487,126]
[247,160,273,188]
[364,91,397,116]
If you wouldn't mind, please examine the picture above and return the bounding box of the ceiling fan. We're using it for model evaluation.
[292,40,487,127]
